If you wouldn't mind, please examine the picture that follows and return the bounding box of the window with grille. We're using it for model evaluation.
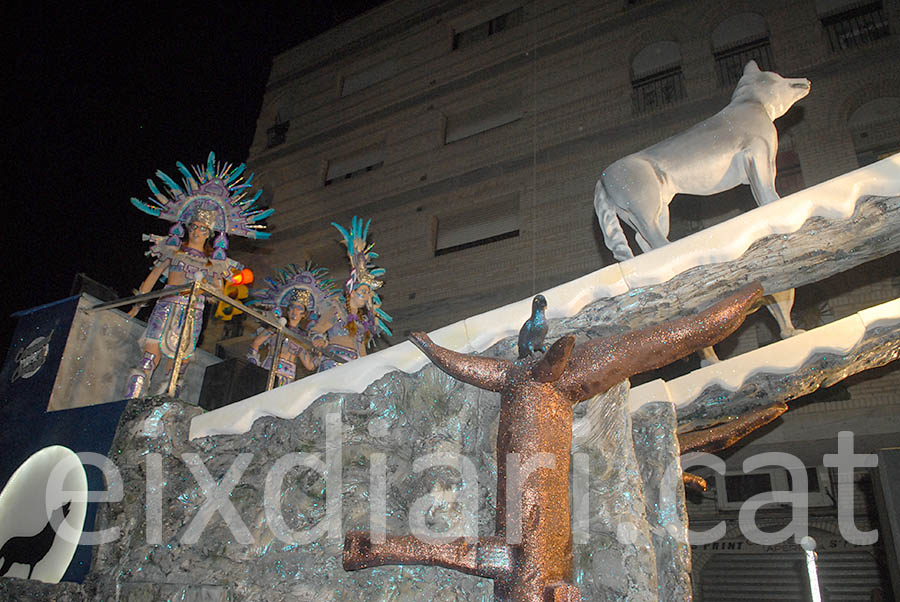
[631,66,686,115]
[631,42,685,115]
[711,14,774,88]
[453,7,523,50]
[714,38,775,88]
[819,0,890,52]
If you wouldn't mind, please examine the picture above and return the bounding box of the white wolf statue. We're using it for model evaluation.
[594,60,810,362]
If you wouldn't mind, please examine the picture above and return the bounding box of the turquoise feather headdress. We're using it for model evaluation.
[332,216,393,337]
[248,263,341,324]
[131,152,273,260]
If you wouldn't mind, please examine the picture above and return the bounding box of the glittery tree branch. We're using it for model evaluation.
[344,283,764,602]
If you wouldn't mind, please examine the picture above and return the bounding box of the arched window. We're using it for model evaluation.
[631,41,686,115]
[817,0,890,52]
[848,97,900,166]
[711,13,774,88]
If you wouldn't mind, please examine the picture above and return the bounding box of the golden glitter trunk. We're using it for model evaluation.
[344,282,763,602]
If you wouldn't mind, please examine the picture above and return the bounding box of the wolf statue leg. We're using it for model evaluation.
[743,150,780,206]
[125,351,157,399]
[767,289,804,338]
[594,179,634,262]
[631,200,671,253]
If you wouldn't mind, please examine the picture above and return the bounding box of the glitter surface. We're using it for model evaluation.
[677,402,789,455]
[343,283,763,601]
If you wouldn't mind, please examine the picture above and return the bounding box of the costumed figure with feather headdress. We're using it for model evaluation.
[314,217,393,371]
[246,263,340,386]
[124,152,272,398]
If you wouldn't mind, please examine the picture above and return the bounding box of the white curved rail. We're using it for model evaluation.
[190,156,899,440]
[627,298,900,413]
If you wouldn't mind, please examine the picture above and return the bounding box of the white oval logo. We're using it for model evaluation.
[11,330,53,382]
[0,446,87,582]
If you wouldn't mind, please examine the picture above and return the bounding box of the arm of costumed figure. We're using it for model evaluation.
[127,259,170,318]
[408,331,512,392]
[555,282,764,403]
[343,532,513,581]
[678,402,789,493]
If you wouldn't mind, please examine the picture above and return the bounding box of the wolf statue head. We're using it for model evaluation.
[732,60,810,120]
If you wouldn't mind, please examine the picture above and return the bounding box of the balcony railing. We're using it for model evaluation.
[87,281,347,397]
[821,0,890,52]
[631,66,686,115]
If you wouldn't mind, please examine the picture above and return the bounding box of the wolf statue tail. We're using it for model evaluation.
[594,178,633,262]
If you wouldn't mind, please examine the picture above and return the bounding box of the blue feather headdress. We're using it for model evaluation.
[131,152,273,260]
[248,263,341,325]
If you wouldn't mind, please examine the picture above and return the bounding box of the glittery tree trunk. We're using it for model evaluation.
[343,283,763,602]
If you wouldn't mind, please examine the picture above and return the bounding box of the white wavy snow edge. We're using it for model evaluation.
[626,297,900,414]
[189,156,900,440]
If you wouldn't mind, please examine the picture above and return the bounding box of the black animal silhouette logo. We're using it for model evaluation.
[0,500,71,579]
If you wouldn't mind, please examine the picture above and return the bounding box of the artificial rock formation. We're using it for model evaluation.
[2,287,894,601]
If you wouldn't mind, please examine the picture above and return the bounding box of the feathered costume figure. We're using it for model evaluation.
[125,152,272,398]
[315,216,392,371]
[246,263,341,385]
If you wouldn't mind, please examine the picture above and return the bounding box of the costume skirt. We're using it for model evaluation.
[248,332,304,386]
[143,294,205,360]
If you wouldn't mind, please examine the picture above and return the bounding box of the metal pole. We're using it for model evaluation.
[801,536,822,602]
[168,282,200,398]
[266,331,286,391]
[85,284,193,313]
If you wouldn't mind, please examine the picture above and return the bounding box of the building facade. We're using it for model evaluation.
[235,0,898,598]
[241,0,897,337]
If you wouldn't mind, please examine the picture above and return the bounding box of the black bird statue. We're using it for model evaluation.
[517,294,548,359]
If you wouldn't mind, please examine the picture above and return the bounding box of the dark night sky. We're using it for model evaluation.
[5,1,384,354]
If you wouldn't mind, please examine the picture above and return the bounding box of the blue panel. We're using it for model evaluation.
[0,297,130,583]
